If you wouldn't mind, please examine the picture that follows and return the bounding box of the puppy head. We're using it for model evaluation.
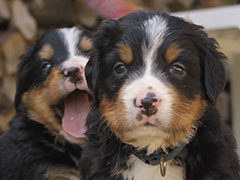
[15,27,93,143]
[86,11,226,153]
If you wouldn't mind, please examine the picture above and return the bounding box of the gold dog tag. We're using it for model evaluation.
[160,153,167,177]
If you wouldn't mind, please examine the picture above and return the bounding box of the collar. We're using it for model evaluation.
[128,143,186,176]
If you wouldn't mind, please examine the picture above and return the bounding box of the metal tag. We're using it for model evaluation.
[160,152,167,177]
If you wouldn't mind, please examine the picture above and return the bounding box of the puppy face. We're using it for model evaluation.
[86,11,226,153]
[15,27,93,143]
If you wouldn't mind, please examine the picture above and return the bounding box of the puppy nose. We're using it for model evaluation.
[63,66,83,84]
[135,92,159,117]
[141,96,157,109]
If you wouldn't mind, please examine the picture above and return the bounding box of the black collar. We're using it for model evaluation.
[128,143,186,166]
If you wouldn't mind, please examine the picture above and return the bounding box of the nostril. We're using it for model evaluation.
[134,98,144,108]
[64,67,80,77]
[135,93,159,117]
[135,94,159,110]
[62,66,84,84]
[76,68,83,75]
[151,105,157,109]
[141,97,154,109]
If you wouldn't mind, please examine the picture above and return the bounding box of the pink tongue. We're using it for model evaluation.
[62,91,90,138]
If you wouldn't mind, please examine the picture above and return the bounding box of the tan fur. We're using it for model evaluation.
[22,68,63,134]
[80,36,92,52]
[125,127,171,154]
[99,95,130,138]
[39,43,54,60]
[165,43,182,64]
[99,84,207,154]
[45,166,80,180]
[21,68,82,143]
[99,89,170,154]
[118,43,133,64]
[169,87,207,139]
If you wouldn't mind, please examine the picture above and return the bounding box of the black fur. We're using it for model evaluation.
[81,11,240,180]
[0,116,81,180]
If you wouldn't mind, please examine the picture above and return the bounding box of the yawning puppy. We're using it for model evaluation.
[0,27,92,180]
[80,11,240,180]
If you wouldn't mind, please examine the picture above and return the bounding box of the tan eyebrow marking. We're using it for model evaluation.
[39,43,54,60]
[80,36,92,52]
[118,43,133,64]
[165,43,183,63]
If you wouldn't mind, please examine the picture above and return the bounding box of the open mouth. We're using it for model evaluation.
[53,90,92,138]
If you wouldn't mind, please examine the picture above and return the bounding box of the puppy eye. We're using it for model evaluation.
[113,62,127,75]
[41,61,51,71]
[170,63,186,77]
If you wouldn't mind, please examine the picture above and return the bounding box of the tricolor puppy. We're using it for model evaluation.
[0,27,92,180]
[80,11,240,180]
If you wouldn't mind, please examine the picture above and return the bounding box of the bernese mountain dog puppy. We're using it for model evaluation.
[80,11,240,180]
[0,27,92,180]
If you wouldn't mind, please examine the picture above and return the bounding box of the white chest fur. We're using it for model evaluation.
[121,156,185,180]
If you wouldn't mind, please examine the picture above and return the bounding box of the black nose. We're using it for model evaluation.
[140,95,158,117]
[63,67,82,84]
[141,96,155,109]
[66,67,79,76]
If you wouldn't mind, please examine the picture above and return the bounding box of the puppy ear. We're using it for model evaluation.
[85,19,121,103]
[14,44,35,109]
[94,18,121,54]
[85,54,100,102]
[201,37,227,103]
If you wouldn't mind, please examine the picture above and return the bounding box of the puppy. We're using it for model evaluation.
[80,11,240,180]
[0,27,92,180]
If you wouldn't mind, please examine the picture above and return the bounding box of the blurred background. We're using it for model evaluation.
[0,0,239,152]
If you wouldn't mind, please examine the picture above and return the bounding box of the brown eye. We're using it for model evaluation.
[113,62,127,75]
[170,63,186,77]
[41,61,51,71]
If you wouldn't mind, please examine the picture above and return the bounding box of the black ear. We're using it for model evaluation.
[201,37,227,103]
[14,44,35,109]
[85,19,121,104]
[85,54,100,103]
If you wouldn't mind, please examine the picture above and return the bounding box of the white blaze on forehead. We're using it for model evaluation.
[143,15,168,47]
[61,55,89,69]
[59,27,89,68]
[59,27,82,58]
[142,15,168,75]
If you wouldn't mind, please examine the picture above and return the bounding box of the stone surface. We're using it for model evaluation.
[2,74,16,103]
[12,0,38,41]
[75,0,98,28]
[1,31,27,75]
[28,0,75,27]
[196,0,238,8]
[0,109,15,134]
[0,54,3,78]
[0,0,10,22]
